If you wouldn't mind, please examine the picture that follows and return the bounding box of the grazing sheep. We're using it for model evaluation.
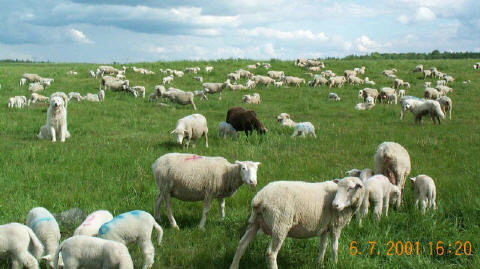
[273,81,283,87]
[218,121,238,139]
[242,93,261,104]
[306,59,325,68]
[423,69,433,79]
[230,177,365,269]
[193,76,203,82]
[88,70,96,78]
[424,82,432,88]
[359,88,379,103]
[225,81,247,91]
[378,87,397,103]
[202,82,226,99]
[355,96,375,110]
[68,92,84,102]
[345,168,374,183]
[37,92,70,142]
[409,175,437,214]
[29,82,45,92]
[344,70,356,78]
[412,64,424,72]
[328,76,346,88]
[227,72,241,81]
[276,113,297,128]
[424,87,442,99]
[130,86,146,98]
[8,96,28,108]
[291,122,316,138]
[398,89,406,99]
[436,80,447,86]
[252,75,275,86]
[162,75,174,85]
[381,69,397,77]
[444,75,454,84]
[97,65,122,75]
[311,76,328,87]
[321,70,336,78]
[165,91,197,110]
[26,207,61,268]
[436,85,453,95]
[295,58,307,66]
[328,92,341,101]
[103,79,129,92]
[22,73,43,82]
[84,90,105,102]
[392,78,410,89]
[308,66,322,72]
[173,70,184,77]
[436,96,452,120]
[235,69,253,79]
[20,77,28,85]
[29,93,49,105]
[245,79,256,89]
[226,107,267,136]
[354,66,366,75]
[373,141,411,208]
[205,66,214,72]
[282,76,305,87]
[171,114,208,148]
[348,76,364,85]
[263,63,272,69]
[364,77,376,85]
[98,211,163,269]
[0,223,44,269]
[54,236,134,269]
[153,153,261,229]
[358,175,401,225]
[74,210,114,237]
[184,67,200,74]
[267,71,285,79]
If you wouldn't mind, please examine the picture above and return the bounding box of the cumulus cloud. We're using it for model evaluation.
[68,29,93,44]
[355,35,390,53]
[415,7,436,22]
[240,27,328,41]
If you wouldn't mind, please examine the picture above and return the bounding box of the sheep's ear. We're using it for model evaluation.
[41,255,52,261]
[355,183,363,189]
[255,162,261,166]
[235,160,242,165]
[333,179,340,184]
[170,130,175,135]
[409,177,416,183]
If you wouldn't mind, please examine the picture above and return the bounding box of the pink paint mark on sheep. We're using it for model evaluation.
[184,155,203,161]
[81,214,96,227]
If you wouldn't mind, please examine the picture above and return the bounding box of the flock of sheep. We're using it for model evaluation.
[2,58,477,268]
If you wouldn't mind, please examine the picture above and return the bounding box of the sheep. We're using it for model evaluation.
[433,70,444,79]
[20,77,28,85]
[308,66,322,72]
[53,236,134,269]
[218,121,238,139]
[444,75,454,84]
[97,65,122,75]
[311,76,328,87]
[202,82,226,99]
[358,88,379,103]
[68,92,84,102]
[423,69,433,79]
[205,66,214,72]
[242,93,261,104]
[381,69,397,76]
[328,76,346,88]
[424,87,442,99]
[184,67,199,74]
[328,92,341,101]
[364,77,376,85]
[295,58,307,66]
[74,210,113,237]
[378,87,397,103]
[345,168,374,183]
[227,72,241,81]
[291,122,316,138]
[373,141,411,208]
[152,153,261,229]
[26,207,61,268]
[282,76,305,87]
[98,210,163,269]
[355,96,375,110]
[229,177,365,269]
[306,59,325,68]
[436,85,453,95]
[424,82,432,88]
[192,90,207,99]
[252,75,275,86]
[276,113,297,128]
[84,90,105,102]
[173,70,184,77]
[393,78,410,89]
[0,223,44,269]
[436,80,447,86]
[354,66,366,75]
[358,174,401,225]
[193,76,203,82]
[66,70,78,75]
[436,96,452,120]
[29,93,49,105]
[130,86,146,98]
[348,76,363,85]
[88,70,96,78]
[412,64,424,72]
[267,70,284,79]
[409,175,437,214]
[103,79,129,91]
[22,73,43,82]
[473,62,480,69]
[246,64,258,69]
[273,81,283,87]
[226,107,267,136]
[171,114,208,148]
[225,81,247,91]
[321,70,336,78]
[162,75,174,85]
[344,70,356,78]
[235,69,253,79]
[263,63,272,69]
[29,82,45,92]
[165,90,197,110]
[387,93,398,104]
[8,96,28,108]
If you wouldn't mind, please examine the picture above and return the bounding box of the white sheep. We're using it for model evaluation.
[424,87,442,99]
[398,89,406,99]
[359,88,379,103]
[229,177,365,269]
[8,96,28,108]
[98,210,163,269]
[66,70,78,75]
[20,77,28,85]
[165,90,197,110]
[423,69,433,79]
[436,80,447,86]
[84,90,105,102]
[373,141,411,208]
[25,207,61,268]
[0,222,44,269]
[74,210,113,236]
[364,77,376,85]
[348,76,364,85]
[379,87,397,103]
[202,82,226,99]
[291,122,316,138]
[217,121,238,139]
[345,168,374,183]
[328,76,346,88]
[424,82,432,88]
[88,70,96,78]
[68,92,84,102]
[152,153,261,229]
[130,86,146,98]
[22,73,43,82]
[170,114,208,148]
[267,71,284,79]
[412,64,423,72]
[404,98,445,124]
[28,93,49,105]
[252,75,275,86]
[245,79,256,89]
[193,76,203,82]
[162,75,174,85]
[29,82,45,92]
[392,78,410,89]
[173,70,184,77]
[358,175,401,225]
[54,235,134,269]
[282,76,305,87]
[225,81,247,91]
[328,92,340,101]
[276,113,297,128]
[355,96,375,110]
[242,93,261,104]
[310,76,328,87]
[436,85,453,95]
[382,69,397,76]
[409,175,437,214]
[273,81,283,87]
[436,96,452,120]
[227,72,241,81]
[205,66,214,72]
[354,66,366,74]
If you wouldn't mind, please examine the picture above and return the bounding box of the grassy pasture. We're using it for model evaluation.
[0,58,479,268]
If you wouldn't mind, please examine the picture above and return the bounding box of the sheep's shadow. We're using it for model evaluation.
[154,141,179,150]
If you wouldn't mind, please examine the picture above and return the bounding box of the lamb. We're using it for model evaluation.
[354,66,366,75]
[424,87,442,99]
[68,92,84,102]
[436,85,453,95]
[218,121,238,139]
[0,223,44,269]
[242,93,261,104]
[282,76,305,87]
[163,75,174,85]
[378,87,397,103]
[434,96,452,120]
[409,175,437,214]
[273,81,283,87]
[20,77,28,86]
[398,89,406,99]
[29,82,45,92]
[202,82,226,99]
[229,177,365,269]
[88,70,96,78]
[193,76,203,82]
[373,141,411,208]
[392,78,410,89]
[165,90,197,110]
[423,69,433,79]
[130,86,146,98]
[26,207,61,268]
[344,70,356,78]
[252,75,275,86]
[413,64,423,72]
[245,79,256,89]
[424,82,432,88]
[173,70,184,77]
[171,114,208,148]
[22,73,43,82]
[345,168,374,183]
[205,66,214,72]
[348,75,364,85]
[227,72,241,81]
[98,210,163,269]
[226,107,267,136]
[8,96,28,108]
[29,93,49,105]
[381,69,397,76]
[184,67,199,74]
[359,88,379,102]
[267,70,285,79]
[103,79,129,91]
[364,77,376,85]
[276,113,297,128]
[436,80,447,86]
[291,122,316,138]
[358,175,401,225]
[311,76,328,87]
[443,75,454,84]
[328,92,341,101]
[84,90,105,102]
[235,69,253,79]
[225,81,247,91]
[355,96,375,110]
[74,210,114,237]
[152,153,261,229]
[192,90,207,100]
[328,76,346,88]
[53,236,134,269]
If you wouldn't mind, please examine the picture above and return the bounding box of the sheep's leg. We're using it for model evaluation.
[420,198,427,214]
[204,131,208,148]
[373,200,382,220]
[330,230,341,263]
[383,195,390,216]
[266,232,287,269]
[154,192,164,221]
[218,198,225,220]
[430,189,437,210]
[50,126,57,142]
[198,198,213,229]
[316,231,329,264]
[230,223,259,269]
[14,251,39,269]
[139,239,155,269]
[312,131,317,138]
[12,259,21,269]
[164,193,179,229]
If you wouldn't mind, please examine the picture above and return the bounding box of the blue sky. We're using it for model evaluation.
[0,0,479,63]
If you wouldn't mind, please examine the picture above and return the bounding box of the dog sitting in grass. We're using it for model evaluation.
[37,92,71,142]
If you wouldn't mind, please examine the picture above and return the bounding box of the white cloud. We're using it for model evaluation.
[415,7,436,21]
[68,29,93,44]
[398,14,409,24]
[193,29,220,36]
[240,27,328,41]
[148,46,165,54]
[355,35,390,53]
[263,43,276,56]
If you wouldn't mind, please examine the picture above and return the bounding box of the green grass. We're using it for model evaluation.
[0,58,479,268]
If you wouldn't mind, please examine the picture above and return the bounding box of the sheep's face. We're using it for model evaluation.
[345,169,362,177]
[332,177,364,211]
[235,161,261,187]
[390,186,401,205]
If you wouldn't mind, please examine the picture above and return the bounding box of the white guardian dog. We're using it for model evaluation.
[37,92,71,142]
